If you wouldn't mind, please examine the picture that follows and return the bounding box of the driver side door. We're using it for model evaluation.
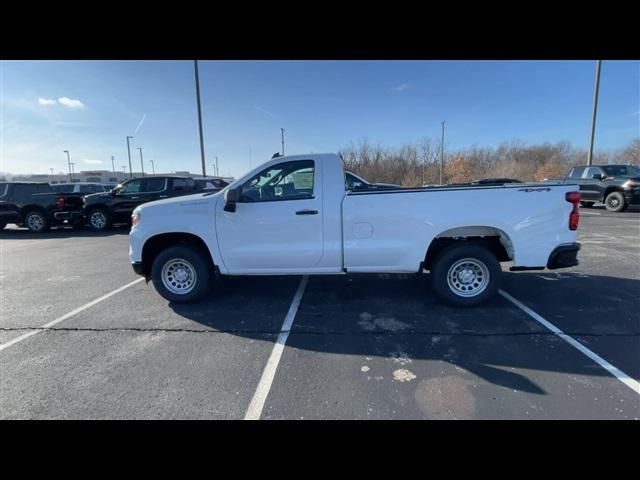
[216,159,324,273]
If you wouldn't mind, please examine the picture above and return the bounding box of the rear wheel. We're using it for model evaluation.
[24,211,50,233]
[604,191,626,212]
[430,244,501,307]
[151,245,212,303]
[88,208,112,231]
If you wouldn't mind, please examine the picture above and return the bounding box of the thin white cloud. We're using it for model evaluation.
[82,159,102,164]
[58,97,85,108]
[254,104,280,120]
[391,84,409,93]
[38,98,57,105]
[134,113,146,134]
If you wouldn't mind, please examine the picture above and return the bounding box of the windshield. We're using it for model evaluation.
[601,165,640,176]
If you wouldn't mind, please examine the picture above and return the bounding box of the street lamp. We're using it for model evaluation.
[149,159,155,175]
[137,147,144,177]
[281,128,285,155]
[587,60,602,166]
[126,136,134,179]
[111,155,115,173]
[70,162,76,181]
[440,121,446,185]
[49,168,54,183]
[194,60,207,177]
[64,150,72,181]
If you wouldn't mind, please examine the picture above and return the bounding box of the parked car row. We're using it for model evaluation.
[0,176,228,233]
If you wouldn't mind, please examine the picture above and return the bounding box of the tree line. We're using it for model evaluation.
[339,137,640,186]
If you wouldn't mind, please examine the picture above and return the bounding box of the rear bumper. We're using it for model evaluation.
[546,243,581,270]
[53,210,83,222]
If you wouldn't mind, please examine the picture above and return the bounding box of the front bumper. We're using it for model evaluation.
[624,189,640,205]
[131,261,146,276]
[547,243,581,269]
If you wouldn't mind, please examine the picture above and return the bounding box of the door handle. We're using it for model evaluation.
[296,209,318,215]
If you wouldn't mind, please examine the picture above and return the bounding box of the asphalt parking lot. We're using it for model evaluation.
[1,205,639,419]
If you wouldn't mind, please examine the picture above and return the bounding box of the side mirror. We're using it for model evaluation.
[592,173,604,180]
[224,187,241,212]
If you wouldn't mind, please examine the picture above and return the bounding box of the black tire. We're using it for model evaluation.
[604,191,626,212]
[23,211,50,233]
[87,208,112,231]
[580,201,595,208]
[151,245,212,303]
[430,243,501,307]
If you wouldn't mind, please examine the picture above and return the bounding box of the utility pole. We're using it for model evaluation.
[64,150,72,181]
[137,147,145,177]
[587,60,602,166]
[194,60,207,177]
[149,159,155,175]
[440,121,446,185]
[111,155,115,173]
[126,136,134,179]
[281,128,285,155]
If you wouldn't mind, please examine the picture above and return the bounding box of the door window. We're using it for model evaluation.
[121,179,143,193]
[171,178,194,191]
[144,178,167,192]
[583,167,603,179]
[569,167,584,178]
[240,160,314,202]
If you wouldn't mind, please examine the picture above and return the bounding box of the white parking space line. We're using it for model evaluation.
[499,289,640,395]
[0,278,145,352]
[245,275,309,420]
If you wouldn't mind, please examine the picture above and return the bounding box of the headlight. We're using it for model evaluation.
[622,180,638,189]
[131,210,141,226]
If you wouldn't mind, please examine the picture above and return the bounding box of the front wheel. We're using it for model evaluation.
[604,191,627,212]
[151,245,212,303]
[430,244,501,307]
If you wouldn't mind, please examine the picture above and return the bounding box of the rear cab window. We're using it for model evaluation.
[171,178,194,192]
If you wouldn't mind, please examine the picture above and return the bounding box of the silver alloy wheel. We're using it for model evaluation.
[161,258,197,295]
[27,213,44,231]
[607,196,620,209]
[446,257,490,298]
[90,211,106,229]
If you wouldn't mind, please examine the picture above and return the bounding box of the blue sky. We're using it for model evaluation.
[1,60,638,177]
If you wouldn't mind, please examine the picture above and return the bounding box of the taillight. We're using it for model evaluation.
[56,196,65,209]
[565,191,580,231]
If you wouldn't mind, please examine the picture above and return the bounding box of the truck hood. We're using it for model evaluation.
[135,191,222,214]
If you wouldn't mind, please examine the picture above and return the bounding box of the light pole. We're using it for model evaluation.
[137,147,144,177]
[122,166,127,178]
[111,155,115,173]
[149,159,155,175]
[49,168,54,183]
[64,150,72,181]
[194,60,207,177]
[215,156,219,177]
[587,60,602,166]
[440,121,446,185]
[281,128,285,155]
[126,136,134,179]
[70,162,76,181]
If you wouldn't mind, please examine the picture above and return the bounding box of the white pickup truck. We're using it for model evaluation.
[129,153,581,306]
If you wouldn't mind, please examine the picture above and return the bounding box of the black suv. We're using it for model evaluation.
[0,182,84,232]
[564,164,640,212]
[82,176,223,230]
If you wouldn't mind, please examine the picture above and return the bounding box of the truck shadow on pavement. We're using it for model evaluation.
[168,271,640,397]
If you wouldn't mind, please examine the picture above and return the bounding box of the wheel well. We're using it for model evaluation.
[141,232,215,276]
[423,227,513,271]
[603,187,623,199]
[20,205,47,220]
